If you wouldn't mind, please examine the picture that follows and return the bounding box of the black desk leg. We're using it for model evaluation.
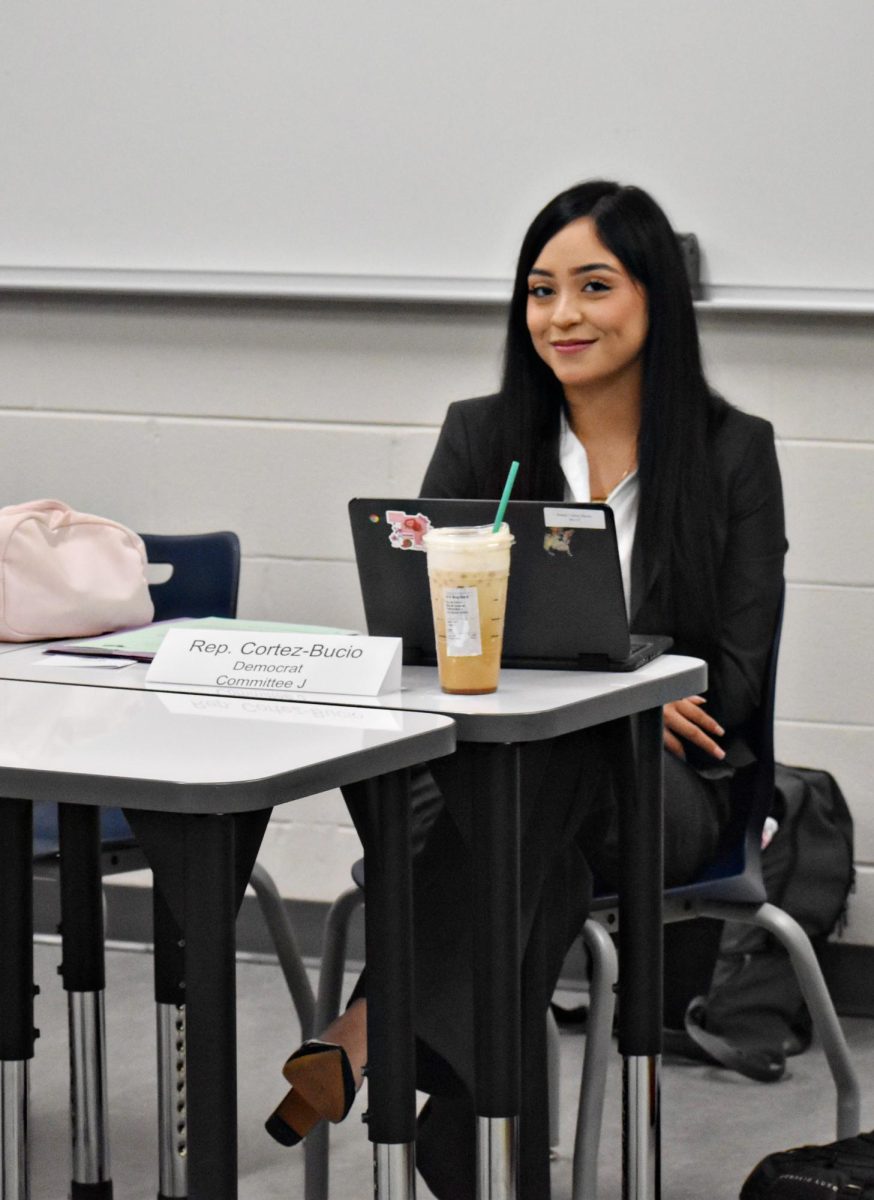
[181,814,237,1200]
[0,799,34,1200]
[58,804,113,1199]
[469,742,521,1200]
[616,710,663,1200]
[345,770,416,1200]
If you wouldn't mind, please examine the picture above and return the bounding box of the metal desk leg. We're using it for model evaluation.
[153,886,188,1200]
[58,804,113,1199]
[181,814,238,1200]
[616,711,663,1200]
[156,1002,187,1200]
[1,1061,29,1200]
[124,805,269,1200]
[0,799,34,1200]
[345,771,416,1200]
[470,743,521,1200]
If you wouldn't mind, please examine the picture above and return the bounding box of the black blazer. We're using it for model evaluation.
[421,393,787,769]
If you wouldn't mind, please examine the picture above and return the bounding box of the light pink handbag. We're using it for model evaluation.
[0,499,154,642]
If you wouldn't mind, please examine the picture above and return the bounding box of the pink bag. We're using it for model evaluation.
[0,499,154,642]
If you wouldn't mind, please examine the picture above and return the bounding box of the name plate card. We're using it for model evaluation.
[146,628,402,697]
[543,506,606,530]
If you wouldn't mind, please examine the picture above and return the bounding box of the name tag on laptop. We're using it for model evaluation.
[543,506,607,530]
[146,628,402,697]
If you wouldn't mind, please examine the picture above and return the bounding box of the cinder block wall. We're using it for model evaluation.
[1,297,871,940]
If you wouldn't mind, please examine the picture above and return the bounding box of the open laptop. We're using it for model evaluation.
[349,498,671,671]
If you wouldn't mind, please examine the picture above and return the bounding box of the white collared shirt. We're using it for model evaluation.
[558,410,639,616]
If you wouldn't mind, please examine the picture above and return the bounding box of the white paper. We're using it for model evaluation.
[38,654,134,670]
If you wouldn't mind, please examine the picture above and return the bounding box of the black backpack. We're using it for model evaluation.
[683,763,854,1079]
[741,1131,874,1198]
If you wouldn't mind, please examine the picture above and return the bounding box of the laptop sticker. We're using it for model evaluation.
[385,510,432,551]
[544,528,575,556]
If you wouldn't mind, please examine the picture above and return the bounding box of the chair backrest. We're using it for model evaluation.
[140,531,241,621]
[667,581,786,905]
[33,530,242,858]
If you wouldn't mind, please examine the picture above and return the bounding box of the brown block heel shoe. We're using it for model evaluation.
[265,1040,356,1147]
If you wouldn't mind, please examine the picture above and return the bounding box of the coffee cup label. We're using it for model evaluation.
[442,588,482,656]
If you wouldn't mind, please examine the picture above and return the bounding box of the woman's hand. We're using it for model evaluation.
[663,696,725,761]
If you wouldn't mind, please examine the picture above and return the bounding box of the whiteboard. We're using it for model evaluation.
[3,0,873,294]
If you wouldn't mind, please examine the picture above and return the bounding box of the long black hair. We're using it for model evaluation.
[500,179,722,653]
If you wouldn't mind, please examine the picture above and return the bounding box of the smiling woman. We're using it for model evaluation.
[406,181,784,1197]
[266,181,787,1200]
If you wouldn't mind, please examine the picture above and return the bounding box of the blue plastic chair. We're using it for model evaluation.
[570,588,861,1200]
[33,531,315,1198]
[33,530,242,858]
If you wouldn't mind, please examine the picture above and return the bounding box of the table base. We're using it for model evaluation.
[374,1142,416,1199]
[1,1060,29,1200]
[68,991,111,1191]
[477,1115,517,1200]
[622,1055,660,1200]
[157,1002,188,1198]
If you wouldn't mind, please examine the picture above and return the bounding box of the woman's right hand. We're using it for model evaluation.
[663,696,725,761]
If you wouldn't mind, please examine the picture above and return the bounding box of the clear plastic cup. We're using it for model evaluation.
[423,522,514,695]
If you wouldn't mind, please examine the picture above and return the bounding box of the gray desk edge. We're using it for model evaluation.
[0,700,455,814]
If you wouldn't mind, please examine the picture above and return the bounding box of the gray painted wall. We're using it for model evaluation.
[1,296,871,940]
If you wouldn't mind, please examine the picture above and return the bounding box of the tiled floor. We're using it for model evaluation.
[26,940,874,1199]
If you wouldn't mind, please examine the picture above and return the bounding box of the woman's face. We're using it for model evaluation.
[525,217,649,399]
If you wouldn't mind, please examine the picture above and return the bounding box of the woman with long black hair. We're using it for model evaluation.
[268,180,786,1199]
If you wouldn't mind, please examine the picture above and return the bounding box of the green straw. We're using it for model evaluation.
[492,460,520,533]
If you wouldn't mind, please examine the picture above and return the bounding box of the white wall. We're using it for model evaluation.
[1,297,872,939]
[5,1,874,294]
[698,312,874,942]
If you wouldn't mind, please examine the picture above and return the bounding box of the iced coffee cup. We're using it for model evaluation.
[423,522,514,695]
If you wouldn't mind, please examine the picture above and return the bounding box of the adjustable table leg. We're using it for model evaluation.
[344,771,416,1200]
[615,711,663,1200]
[469,743,521,1200]
[154,886,188,1200]
[58,804,113,1200]
[125,805,269,1200]
[180,814,238,1200]
[1,1061,30,1200]
[0,799,34,1200]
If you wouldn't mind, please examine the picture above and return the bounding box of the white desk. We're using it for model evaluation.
[0,645,705,1200]
[0,646,702,740]
[0,675,455,1200]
